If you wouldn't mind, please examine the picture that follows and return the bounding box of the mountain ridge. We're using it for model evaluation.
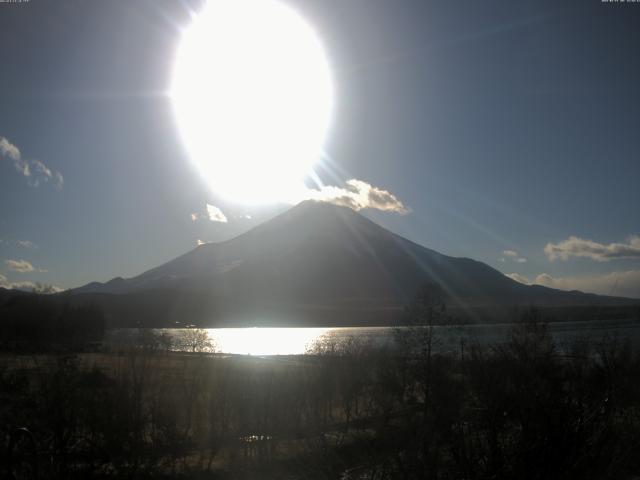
[68,201,635,322]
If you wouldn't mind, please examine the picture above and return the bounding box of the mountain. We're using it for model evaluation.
[66,201,635,326]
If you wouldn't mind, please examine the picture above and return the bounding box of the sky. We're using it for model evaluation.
[0,0,639,297]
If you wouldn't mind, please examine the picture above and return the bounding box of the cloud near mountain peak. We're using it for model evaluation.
[304,179,410,215]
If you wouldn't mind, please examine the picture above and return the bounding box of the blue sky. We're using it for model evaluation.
[1,0,639,297]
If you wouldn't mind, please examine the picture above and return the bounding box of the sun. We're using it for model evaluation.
[171,0,333,205]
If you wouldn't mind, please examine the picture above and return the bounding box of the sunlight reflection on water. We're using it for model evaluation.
[187,320,640,355]
[206,327,331,355]
[108,318,640,356]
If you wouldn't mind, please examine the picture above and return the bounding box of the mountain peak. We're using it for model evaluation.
[292,199,357,212]
[243,198,377,241]
[280,199,363,222]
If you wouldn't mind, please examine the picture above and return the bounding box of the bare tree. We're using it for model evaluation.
[178,328,215,353]
[397,282,448,404]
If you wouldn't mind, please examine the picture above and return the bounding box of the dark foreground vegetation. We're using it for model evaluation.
[0,294,105,350]
[2,287,640,479]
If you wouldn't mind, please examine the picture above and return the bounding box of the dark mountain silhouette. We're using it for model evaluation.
[61,201,635,326]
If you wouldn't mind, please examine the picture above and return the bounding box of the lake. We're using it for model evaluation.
[106,317,640,356]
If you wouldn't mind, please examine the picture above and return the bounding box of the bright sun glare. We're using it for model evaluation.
[171,0,333,205]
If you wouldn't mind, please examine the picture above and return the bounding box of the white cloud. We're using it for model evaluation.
[0,136,63,190]
[503,250,518,258]
[0,274,36,290]
[4,259,46,273]
[5,259,35,273]
[505,270,640,299]
[304,179,410,215]
[0,137,28,175]
[0,137,20,160]
[0,273,36,291]
[191,205,228,223]
[196,239,206,246]
[545,235,640,262]
[206,203,228,223]
[516,257,527,264]
[0,274,62,293]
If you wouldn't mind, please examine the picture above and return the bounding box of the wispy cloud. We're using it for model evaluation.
[17,240,36,248]
[206,203,228,223]
[304,179,410,215]
[504,272,531,285]
[32,283,63,294]
[0,239,37,248]
[0,136,63,190]
[501,249,527,264]
[4,259,46,273]
[545,235,640,262]
[506,270,640,298]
